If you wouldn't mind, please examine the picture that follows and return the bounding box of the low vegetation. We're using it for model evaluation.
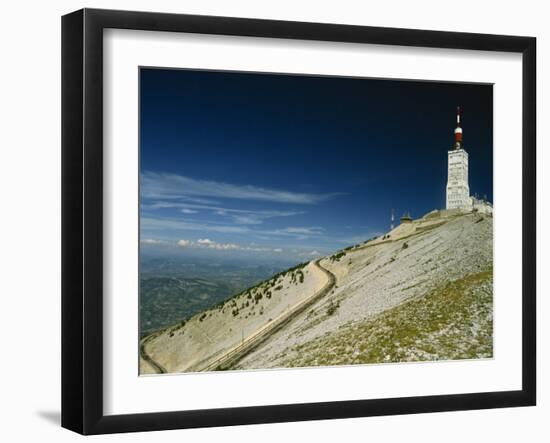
[329,251,346,262]
[282,269,493,368]
[326,300,340,316]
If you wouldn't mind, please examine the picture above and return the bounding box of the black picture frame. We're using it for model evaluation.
[61,8,536,435]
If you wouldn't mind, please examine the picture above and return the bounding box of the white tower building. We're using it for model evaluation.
[446,107,472,210]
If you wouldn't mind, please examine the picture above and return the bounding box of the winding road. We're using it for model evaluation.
[201,259,336,372]
[140,259,337,374]
[140,333,167,374]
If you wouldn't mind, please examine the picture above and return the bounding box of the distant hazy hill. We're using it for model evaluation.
[141,210,493,374]
[140,276,242,337]
[139,263,281,336]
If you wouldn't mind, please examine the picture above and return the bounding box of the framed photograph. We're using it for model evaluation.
[61,8,536,435]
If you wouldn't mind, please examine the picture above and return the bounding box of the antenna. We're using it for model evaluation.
[454,106,463,150]
[390,209,395,230]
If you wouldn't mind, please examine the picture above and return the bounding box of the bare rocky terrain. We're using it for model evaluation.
[140,209,493,374]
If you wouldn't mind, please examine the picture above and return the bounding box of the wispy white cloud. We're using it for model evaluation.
[231,215,263,225]
[197,238,240,250]
[176,238,283,253]
[140,238,164,245]
[283,227,324,235]
[298,250,322,257]
[262,226,325,240]
[141,216,325,242]
[145,201,303,226]
[141,171,340,204]
[142,217,250,234]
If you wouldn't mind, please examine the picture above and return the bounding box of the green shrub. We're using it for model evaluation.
[326,300,340,316]
[330,251,346,262]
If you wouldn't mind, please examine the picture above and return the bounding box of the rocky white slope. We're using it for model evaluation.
[141,210,493,374]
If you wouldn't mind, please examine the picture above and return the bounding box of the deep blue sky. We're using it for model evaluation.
[140,67,492,261]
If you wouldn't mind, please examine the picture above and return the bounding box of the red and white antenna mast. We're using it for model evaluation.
[454,106,463,150]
